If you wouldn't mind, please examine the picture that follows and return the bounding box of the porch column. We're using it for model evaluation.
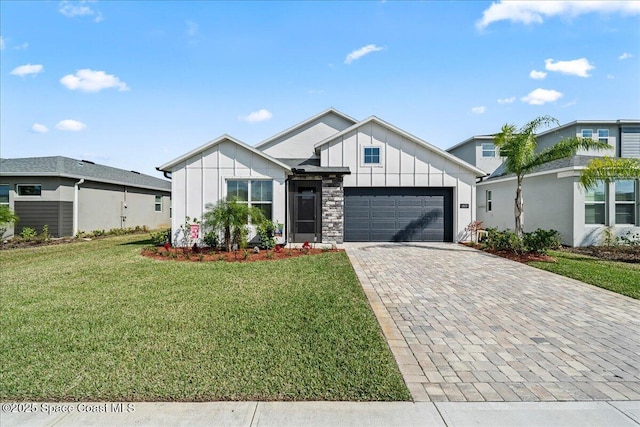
[321,175,344,244]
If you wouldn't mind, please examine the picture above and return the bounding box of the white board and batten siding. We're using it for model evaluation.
[170,139,288,241]
[318,120,480,240]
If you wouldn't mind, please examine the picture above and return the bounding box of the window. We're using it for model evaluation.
[227,180,273,219]
[615,180,636,224]
[597,129,609,144]
[486,190,492,212]
[155,195,162,212]
[482,143,496,157]
[16,184,41,196]
[581,129,593,139]
[585,181,606,225]
[0,185,8,206]
[363,147,380,164]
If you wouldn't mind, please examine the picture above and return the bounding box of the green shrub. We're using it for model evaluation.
[39,225,50,242]
[616,231,640,246]
[522,229,561,254]
[256,221,276,249]
[485,228,523,253]
[0,205,19,225]
[202,231,219,248]
[20,227,37,241]
[150,229,171,246]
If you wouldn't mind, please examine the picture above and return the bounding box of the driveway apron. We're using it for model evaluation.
[345,242,640,402]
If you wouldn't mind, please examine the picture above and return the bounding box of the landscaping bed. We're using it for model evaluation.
[561,245,639,263]
[141,245,343,262]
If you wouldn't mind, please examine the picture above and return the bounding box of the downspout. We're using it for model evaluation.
[73,179,85,236]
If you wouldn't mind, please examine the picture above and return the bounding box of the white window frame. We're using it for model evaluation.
[16,184,42,197]
[581,129,594,140]
[486,190,492,212]
[481,143,496,158]
[614,180,637,225]
[597,129,609,144]
[361,145,383,167]
[584,181,606,225]
[154,195,163,212]
[226,179,273,220]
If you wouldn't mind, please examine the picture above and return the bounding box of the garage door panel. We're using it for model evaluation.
[344,187,452,242]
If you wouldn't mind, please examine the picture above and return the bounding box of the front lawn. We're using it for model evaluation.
[528,250,640,299]
[0,235,409,401]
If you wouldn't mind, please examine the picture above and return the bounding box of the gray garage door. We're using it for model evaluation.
[344,187,453,242]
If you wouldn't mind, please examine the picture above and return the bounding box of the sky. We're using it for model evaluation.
[1,1,639,178]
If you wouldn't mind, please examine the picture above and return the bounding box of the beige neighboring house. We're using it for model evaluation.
[447,120,640,246]
[1,156,171,238]
[158,108,485,245]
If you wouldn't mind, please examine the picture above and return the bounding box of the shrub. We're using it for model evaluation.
[202,231,219,248]
[0,205,19,225]
[256,221,277,249]
[522,229,561,254]
[150,229,171,246]
[484,228,523,253]
[616,231,640,246]
[39,225,50,242]
[20,227,37,241]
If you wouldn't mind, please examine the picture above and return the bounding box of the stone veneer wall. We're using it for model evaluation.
[321,176,344,244]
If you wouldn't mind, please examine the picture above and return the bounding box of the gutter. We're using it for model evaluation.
[73,178,85,236]
[156,167,172,180]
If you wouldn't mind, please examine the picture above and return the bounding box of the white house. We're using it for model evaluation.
[157,109,485,245]
[447,120,640,246]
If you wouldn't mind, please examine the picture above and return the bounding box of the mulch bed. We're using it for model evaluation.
[141,246,343,262]
[561,246,640,263]
[482,248,556,263]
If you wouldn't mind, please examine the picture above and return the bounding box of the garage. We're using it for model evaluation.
[344,187,453,242]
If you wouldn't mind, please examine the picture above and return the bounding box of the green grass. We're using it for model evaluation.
[529,250,640,299]
[0,235,409,401]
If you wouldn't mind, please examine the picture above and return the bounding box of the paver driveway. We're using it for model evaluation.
[345,242,640,402]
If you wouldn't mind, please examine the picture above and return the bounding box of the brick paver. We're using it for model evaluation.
[346,242,640,402]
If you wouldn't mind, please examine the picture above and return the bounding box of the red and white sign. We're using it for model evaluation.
[190,224,199,239]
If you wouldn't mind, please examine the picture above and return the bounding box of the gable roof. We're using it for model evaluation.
[156,134,292,172]
[485,155,601,181]
[313,116,487,176]
[535,119,640,138]
[253,108,357,150]
[0,156,171,192]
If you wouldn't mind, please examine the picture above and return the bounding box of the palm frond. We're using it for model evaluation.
[526,137,612,171]
[580,157,640,190]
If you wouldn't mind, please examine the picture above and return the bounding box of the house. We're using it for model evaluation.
[0,156,172,238]
[157,109,485,245]
[447,120,640,246]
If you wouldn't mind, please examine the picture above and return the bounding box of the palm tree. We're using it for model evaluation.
[494,115,611,237]
[203,197,266,252]
[579,157,640,190]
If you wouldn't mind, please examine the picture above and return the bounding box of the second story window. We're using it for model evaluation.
[481,143,496,157]
[363,147,381,164]
[597,129,609,144]
[581,129,593,139]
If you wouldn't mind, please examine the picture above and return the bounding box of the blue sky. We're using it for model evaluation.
[1,1,639,177]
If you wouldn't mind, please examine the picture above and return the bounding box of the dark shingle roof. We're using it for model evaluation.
[0,156,171,191]
[486,155,601,181]
[277,158,350,175]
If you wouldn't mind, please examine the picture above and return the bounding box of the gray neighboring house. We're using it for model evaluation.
[158,108,485,245]
[447,120,640,246]
[1,156,171,238]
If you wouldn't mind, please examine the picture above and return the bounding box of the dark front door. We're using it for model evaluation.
[290,180,322,243]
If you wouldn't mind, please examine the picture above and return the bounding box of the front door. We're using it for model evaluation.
[290,180,321,243]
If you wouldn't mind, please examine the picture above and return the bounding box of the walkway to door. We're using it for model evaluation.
[345,242,640,402]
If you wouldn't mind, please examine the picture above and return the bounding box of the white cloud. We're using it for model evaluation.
[185,20,198,37]
[60,69,129,92]
[10,64,44,77]
[344,44,384,64]
[59,1,103,22]
[545,58,594,77]
[14,42,29,50]
[0,36,5,50]
[239,109,273,123]
[497,97,516,104]
[471,106,486,114]
[31,123,49,133]
[521,88,563,105]
[477,1,640,29]
[529,70,547,79]
[56,119,87,131]
[619,52,633,60]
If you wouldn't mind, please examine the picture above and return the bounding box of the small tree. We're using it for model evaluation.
[0,206,19,238]
[203,197,266,252]
[494,116,611,237]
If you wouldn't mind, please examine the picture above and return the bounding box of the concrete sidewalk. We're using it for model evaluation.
[3,401,639,426]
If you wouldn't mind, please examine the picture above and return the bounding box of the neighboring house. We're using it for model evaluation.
[447,120,640,246]
[0,156,171,238]
[157,109,485,245]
